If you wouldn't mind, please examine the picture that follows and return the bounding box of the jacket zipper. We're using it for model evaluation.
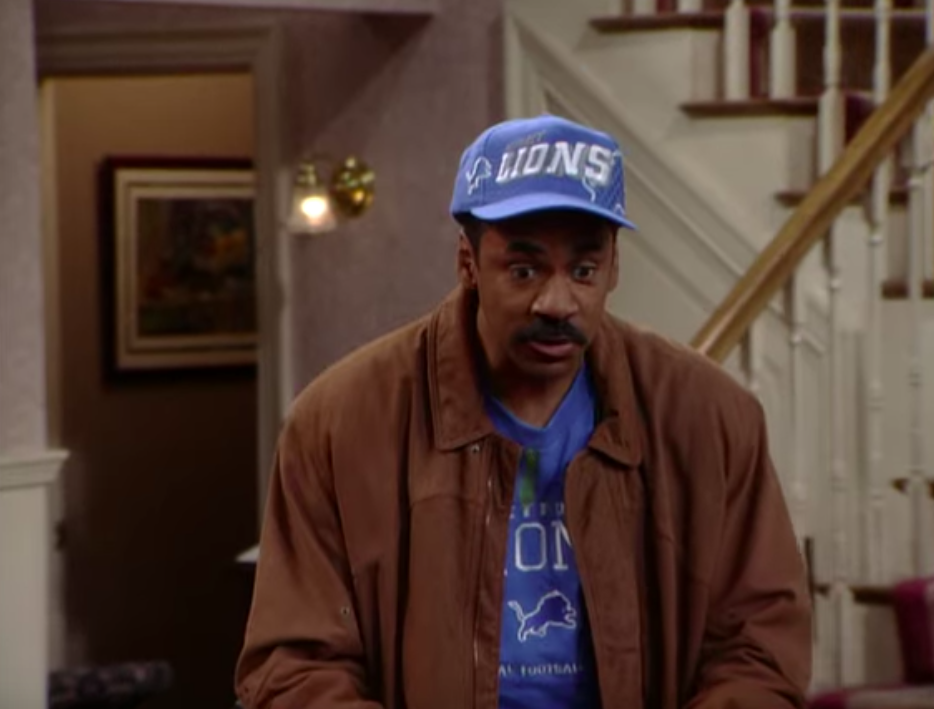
[472,469,493,709]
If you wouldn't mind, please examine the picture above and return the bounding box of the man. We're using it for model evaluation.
[236,115,812,709]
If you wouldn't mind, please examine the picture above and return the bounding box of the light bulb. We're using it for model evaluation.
[301,195,330,221]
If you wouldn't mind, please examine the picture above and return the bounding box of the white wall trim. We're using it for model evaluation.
[35,24,288,524]
[0,450,68,491]
[68,0,438,12]
[37,26,275,74]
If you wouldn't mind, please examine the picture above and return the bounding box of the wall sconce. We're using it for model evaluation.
[288,156,375,235]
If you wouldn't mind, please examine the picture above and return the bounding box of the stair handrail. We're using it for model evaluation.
[691,46,934,361]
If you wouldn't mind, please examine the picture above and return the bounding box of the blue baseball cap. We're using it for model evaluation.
[450,114,636,230]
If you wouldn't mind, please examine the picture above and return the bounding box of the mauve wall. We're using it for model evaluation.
[36,0,506,390]
[34,0,504,698]
[282,6,504,386]
[2,0,46,454]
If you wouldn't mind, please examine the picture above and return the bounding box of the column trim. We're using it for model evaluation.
[0,450,68,490]
[36,24,288,528]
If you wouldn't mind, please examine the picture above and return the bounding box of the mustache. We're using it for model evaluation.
[514,317,588,346]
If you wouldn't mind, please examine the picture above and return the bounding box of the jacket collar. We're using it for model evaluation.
[427,287,644,468]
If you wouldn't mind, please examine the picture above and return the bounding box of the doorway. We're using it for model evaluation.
[40,73,259,709]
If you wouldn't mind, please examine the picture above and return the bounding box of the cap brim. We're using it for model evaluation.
[468,193,637,231]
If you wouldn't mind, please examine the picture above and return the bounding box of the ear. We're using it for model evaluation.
[457,233,479,290]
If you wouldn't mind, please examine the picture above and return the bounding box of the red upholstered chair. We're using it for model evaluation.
[809,577,934,709]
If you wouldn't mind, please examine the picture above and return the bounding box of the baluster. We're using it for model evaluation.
[897,0,934,578]
[927,0,934,325]
[928,185,934,290]
[821,0,848,662]
[742,324,764,399]
[906,117,931,576]
[873,0,891,108]
[825,229,850,686]
[678,0,702,13]
[819,0,844,174]
[927,182,934,285]
[725,0,751,100]
[863,0,891,584]
[817,0,847,680]
[785,276,809,543]
[864,192,888,582]
[632,0,656,18]
[770,0,796,98]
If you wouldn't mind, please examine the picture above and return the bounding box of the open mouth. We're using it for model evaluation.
[526,338,578,360]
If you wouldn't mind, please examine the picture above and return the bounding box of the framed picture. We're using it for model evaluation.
[99,157,257,376]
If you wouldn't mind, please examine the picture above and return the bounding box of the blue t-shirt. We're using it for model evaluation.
[485,364,600,709]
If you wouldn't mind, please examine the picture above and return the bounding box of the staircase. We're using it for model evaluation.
[505,0,934,696]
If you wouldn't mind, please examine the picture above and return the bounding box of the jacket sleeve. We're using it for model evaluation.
[235,414,383,709]
[686,400,813,709]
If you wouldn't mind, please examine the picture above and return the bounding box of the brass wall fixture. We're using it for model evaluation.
[288,156,375,234]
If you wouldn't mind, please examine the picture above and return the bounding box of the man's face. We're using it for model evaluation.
[458,210,619,381]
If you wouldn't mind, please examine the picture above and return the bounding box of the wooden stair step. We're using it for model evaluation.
[853,584,895,606]
[775,185,909,207]
[752,6,927,23]
[812,582,895,606]
[594,7,925,97]
[591,12,724,32]
[681,97,819,117]
[882,278,934,299]
[783,0,921,8]
[592,5,925,31]
[682,92,873,119]
[891,477,934,495]
[712,0,921,10]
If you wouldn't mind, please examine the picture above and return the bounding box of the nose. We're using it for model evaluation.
[531,274,579,321]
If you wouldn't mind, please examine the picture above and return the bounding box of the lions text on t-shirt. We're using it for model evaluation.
[485,364,600,709]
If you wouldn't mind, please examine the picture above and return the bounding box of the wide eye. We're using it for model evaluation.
[572,264,597,281]
[510,265,537,281]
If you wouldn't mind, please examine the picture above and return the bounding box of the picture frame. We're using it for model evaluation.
[99,157,257,377]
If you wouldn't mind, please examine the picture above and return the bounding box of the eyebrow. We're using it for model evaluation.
[502,231,611,257]
[505,239,546,256]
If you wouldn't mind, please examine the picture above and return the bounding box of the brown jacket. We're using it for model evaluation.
[236,287,812,709]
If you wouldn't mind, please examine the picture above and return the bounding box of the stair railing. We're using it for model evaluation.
[771,0,796,97]
[691,44,934,686]
[691,47,934,359]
